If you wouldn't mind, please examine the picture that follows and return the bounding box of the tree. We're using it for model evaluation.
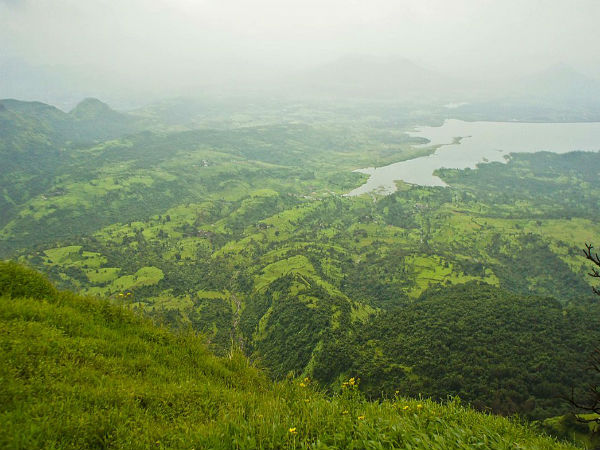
[566,243,600,423]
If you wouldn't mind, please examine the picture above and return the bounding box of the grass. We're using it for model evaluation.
[85,267,121,284]
[110,266,164,292]
[44,246,83,263]
[405,255,499,298]
[44,246,108,270]
[0,262,582,449]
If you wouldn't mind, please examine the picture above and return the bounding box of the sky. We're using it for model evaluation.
[1,0,599,104]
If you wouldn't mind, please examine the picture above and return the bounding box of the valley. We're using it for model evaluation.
[2,97,600,427]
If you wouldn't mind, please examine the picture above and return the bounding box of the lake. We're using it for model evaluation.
[346,119,600,196]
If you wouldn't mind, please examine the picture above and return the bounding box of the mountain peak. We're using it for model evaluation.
[70,97,115,119]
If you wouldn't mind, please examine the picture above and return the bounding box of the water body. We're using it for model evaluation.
[347,119,600,196]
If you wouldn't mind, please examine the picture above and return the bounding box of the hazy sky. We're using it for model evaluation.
[1,0,599,100]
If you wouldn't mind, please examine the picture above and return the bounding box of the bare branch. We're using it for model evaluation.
[583,243,600,268]
[564,387,600,422]
[588,268,600,278]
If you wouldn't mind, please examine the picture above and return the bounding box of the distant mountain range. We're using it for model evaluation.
[289,56,600,106]
[507,63,600,106]
[2,55,600,117]
[286,55,464,101]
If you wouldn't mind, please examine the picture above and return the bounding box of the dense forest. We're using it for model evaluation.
[314,283,600,419]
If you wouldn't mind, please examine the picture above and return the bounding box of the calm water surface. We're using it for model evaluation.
[347,119,600,196]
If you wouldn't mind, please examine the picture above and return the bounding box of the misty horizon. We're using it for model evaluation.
[1,0,600,109]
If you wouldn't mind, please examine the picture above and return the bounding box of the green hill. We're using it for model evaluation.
[0,98,142,231]
[0,98,141,143]
[0,262,581,449]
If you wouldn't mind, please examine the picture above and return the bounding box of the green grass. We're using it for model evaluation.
[44,246,108,270]
[110,266,164,292]
[44,246,83,263]
[85,267,121,284]
[405,255,498,298]
[0,263,581,449]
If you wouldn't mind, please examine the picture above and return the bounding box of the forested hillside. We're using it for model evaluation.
[2,98,600,425]
[313,283,600,419]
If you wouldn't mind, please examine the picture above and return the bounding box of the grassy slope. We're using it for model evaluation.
[0,262,580,450]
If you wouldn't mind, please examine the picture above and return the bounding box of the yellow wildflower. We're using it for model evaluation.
[417,404,423,409]
[303,377,310,383]
[288,427,297,434]
[299,382,306,388]
[358,415,365,420]
[348,377,356,386]
[342,410,349,415]
[403,405,409,410]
